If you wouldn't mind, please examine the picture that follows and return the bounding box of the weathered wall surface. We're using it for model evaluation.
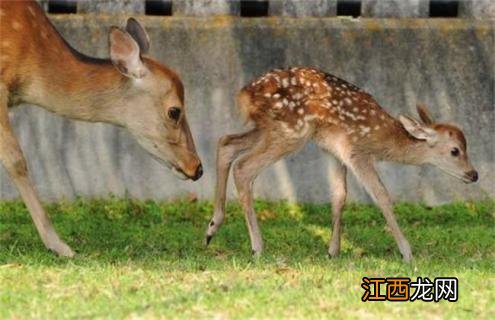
[1,16,493,204]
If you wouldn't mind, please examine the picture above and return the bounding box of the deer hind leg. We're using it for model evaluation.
[347,157,412,262]
[205,129,260,245]
[0,87,74,257]
[328,161,347,257]
[233,132,304,257]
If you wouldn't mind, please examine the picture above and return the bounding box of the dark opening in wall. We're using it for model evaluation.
[48,0,77,14]
[337,0,361,17]
[145,0,173,16]
[429,1,458,17]
[240,1,269,17]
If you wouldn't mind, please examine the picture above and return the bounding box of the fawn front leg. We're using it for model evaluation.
[328,162,347,257]
[0,91,74,257]
[205,130,260,245]
[348,157,412,262]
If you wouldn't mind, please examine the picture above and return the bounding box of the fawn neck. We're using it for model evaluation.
[372,119,427,165]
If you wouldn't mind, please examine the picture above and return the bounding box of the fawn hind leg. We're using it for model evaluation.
[205,129,261,245]
[0,85,74,257]
[327,161,347,257]
[233,130,305,256]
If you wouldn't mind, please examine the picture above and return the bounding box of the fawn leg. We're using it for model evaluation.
[0,88,74,257]
[205,129,260,245]
[233,134,303,256]
[328,161,347,257]
[347,157,412,262]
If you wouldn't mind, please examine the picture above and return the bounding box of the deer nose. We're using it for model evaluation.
[466,170,478,182]
[192,163,203,181]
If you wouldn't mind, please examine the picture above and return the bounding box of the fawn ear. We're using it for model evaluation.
[125,18,150,54]
[416,104,434,125]
[399,115,438,145]
[109,27,147,79]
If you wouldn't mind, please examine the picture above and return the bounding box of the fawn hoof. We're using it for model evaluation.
[251,249,262,259]
[399,243,413,263]
[327,246,340,258]
[205,235,213,246]
[48,241,75,258]
[402,252,413,263]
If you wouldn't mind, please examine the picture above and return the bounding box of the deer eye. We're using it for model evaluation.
[168,107,181,122]
[451,147,460,157]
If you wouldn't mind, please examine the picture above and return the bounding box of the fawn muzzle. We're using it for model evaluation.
[464,170,478,183]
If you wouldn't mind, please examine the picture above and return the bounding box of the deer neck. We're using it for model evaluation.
[27,43,131,126]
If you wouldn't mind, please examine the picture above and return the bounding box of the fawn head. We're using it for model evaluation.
[108,18,202,180]
[399,105,477,183]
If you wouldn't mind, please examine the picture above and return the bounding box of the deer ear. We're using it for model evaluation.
[416,104,434,125]
[399,115,437,145]
[125,18,150,54]
[109,27,147,79]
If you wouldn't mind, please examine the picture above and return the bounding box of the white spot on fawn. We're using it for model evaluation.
[359,126,371,136]
[274,102,283,109]
[28,6,36,16]
[12,21,22,31]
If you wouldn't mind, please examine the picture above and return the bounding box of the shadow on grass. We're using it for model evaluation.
[0,198,493,271]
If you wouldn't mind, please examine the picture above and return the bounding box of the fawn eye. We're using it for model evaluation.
[451,147,460,157]
[168,107,181,122]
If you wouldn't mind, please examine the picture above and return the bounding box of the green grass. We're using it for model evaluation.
[0,198,493,319]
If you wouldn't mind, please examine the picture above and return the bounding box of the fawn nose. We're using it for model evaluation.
[192,163,203,181]
[466,170,478,183]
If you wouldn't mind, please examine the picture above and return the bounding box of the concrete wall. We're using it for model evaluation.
[1,16,493,204]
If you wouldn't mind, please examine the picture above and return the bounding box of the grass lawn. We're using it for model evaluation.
[0,198,493,319]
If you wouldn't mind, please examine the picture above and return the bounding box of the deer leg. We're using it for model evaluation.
[205,129,260,245]
[233,134,303,257]
[328,161,347,257]
[347,157,412,262]
[0,90,74,257]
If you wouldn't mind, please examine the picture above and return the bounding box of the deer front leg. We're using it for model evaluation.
[205,130,259,245]
[0,95,74,257]
[328,162,347,258]
[348,157,412,262]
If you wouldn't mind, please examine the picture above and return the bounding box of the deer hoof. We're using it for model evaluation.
[48,241,75,258]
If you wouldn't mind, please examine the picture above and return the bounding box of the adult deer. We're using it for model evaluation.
[0,1,202,257]
[205,67,478,262]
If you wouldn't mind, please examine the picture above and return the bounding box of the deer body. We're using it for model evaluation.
[0,1,202,256]
[205,67,478,262]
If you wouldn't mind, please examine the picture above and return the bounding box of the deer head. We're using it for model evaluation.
[108,18,202,180]
[399,105,478,183]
